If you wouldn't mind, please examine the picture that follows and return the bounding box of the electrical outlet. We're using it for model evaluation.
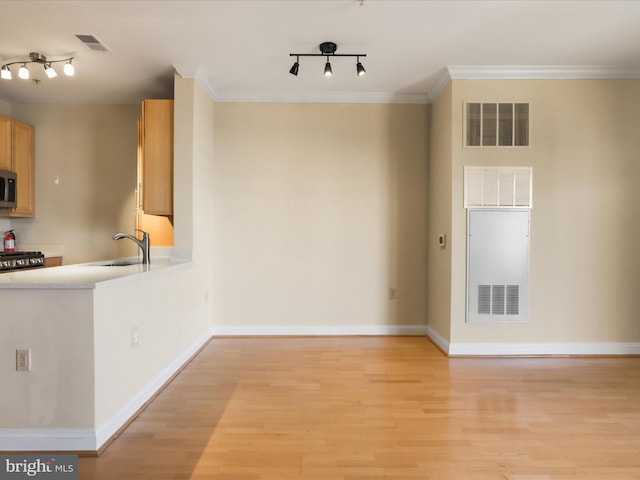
[16,349,31,371]
[131,326,139,347]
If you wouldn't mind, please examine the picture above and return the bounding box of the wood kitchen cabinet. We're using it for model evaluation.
[0,115,35,218]
[140,99,173,216]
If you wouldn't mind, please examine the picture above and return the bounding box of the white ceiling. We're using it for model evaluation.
[1,0,640,105]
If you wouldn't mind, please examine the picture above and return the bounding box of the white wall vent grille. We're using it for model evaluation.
[477,284,520,315]
[465,102,529,147]
[464,166,532,208]
[467,210,529,324]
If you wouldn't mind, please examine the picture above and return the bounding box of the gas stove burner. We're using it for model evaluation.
[0,251,46,271]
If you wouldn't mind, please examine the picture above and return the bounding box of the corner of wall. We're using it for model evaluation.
[426,82,453,344]
[0,98,10,116]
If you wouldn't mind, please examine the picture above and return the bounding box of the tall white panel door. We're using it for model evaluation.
[467,209,530,323]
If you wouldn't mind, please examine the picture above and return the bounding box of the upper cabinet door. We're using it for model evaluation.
[141,99,173,216]
[11,120,35,217]
[0,115,12,171]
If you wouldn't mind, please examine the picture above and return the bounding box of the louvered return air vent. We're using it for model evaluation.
[477,285,520,316]
[467,210,529,324]
[465,102,529,147]
[464,166,532,209]
[75,34,112,52]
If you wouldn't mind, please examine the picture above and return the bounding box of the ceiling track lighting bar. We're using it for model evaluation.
[289,42,366,77]
[1,52,75,81]
[291,53,368,58]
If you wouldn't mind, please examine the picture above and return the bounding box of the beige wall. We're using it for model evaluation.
[174,77,195,254]
[0,289,95,429]
[0,99,9,116]
[8,76,636,347]
[173,73,215,321]
[426,83,453,343]
[443,79,640,344]
[9,104,140,264]
[212,103,429,331]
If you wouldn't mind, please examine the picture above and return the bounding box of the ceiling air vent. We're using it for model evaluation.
[75,34,112,52]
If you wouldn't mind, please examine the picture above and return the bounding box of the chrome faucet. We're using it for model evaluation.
[112,229,151,264]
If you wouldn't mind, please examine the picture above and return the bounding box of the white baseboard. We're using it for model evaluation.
[211,324,429,336]
[0,429,96,452]
[425,325,451,353]
[94,327,214,450]
[424,325,640,356]
[0,328,215,453]
[448,341,640,356]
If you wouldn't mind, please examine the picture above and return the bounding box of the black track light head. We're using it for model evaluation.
[356,57,366,76]
[289,58,299,76]
[324,58,333,77]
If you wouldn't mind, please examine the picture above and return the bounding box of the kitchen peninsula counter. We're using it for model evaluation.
[0,253,211,453]
[0,257,191,289]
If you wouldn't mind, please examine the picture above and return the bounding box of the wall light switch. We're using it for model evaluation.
[438,234,447,248]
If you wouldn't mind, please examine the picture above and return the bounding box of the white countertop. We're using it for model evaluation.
[0,257,191,290]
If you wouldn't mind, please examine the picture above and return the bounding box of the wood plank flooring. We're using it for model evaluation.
[79,336,640,480]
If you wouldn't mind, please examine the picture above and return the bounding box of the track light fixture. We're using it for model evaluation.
[1,52,75,81]
[289,42,366,77]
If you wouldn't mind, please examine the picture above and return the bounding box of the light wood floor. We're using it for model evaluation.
[79,336,640,480]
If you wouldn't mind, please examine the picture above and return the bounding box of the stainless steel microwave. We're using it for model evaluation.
[0,169,17,209]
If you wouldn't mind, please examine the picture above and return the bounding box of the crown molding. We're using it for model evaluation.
[174,65,640,106]
[213,90,429,104]
[172,65,428,104]
[426,67,455,103]
[426,65,640,102]
[173,64,219,101]
[447,65,640,80]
